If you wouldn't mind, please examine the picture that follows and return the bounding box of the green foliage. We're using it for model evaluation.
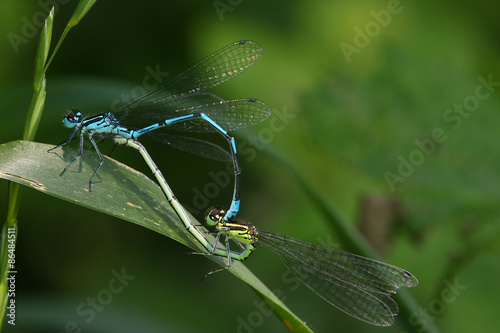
[2,0,500,332]
[0,140,311,332]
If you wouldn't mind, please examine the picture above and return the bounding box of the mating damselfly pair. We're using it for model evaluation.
[50,40,418,327]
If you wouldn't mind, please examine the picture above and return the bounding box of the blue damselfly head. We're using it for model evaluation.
[62,109,83,128]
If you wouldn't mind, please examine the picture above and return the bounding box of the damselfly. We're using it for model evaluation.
[201,207,419,327]
[49,40,270,221]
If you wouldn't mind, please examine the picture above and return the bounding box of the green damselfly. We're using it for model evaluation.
[201,207,419,327]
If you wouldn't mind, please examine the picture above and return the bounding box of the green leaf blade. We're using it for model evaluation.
[0,140,312,332]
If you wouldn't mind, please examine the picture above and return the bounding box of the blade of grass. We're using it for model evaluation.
[1,2,98,329]
[0,7,54,328]
[44,0,98,72]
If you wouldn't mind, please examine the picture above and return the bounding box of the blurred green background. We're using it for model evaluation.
[1,0,499,332]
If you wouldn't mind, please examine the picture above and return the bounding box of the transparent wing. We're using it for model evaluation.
[116,40,263,118]
[109,41,268,161]
[148,132,232,162]
[257,231,418,326]
[166,98,271,133]
[117,93,271,133]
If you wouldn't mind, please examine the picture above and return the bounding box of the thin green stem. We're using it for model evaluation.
[1,2,97,329]
[43,25,71,75]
